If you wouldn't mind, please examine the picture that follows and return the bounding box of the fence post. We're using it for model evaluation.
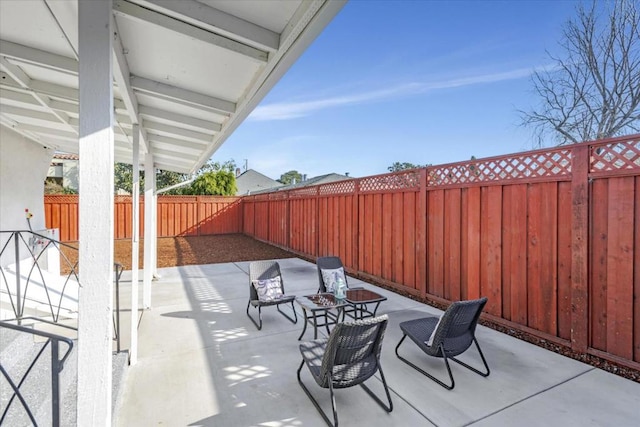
[417,169,428,298]
[352,178,360,272]
[285,192,290,249]
[571,144,589,353]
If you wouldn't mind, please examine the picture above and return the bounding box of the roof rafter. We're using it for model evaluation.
[113,0,268,63]
[136,0,280,52]
[0,58,77,135]
[0,39,77,74]
[131,75,235,115]
[143,120,212,144]
[138,105,221,133]
[111,15,149,153]
[148,134,207,154]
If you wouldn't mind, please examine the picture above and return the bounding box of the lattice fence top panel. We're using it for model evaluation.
[269,192,288,200]
[289,187,319,198]
[359,170,421,193]
[45,195,82,203]
[253,193,271,201]
[157,196,198,202]
[318,179,356,196]
[428,149,572,187]
[590,137,640,173]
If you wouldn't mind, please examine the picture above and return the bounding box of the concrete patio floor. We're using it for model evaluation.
[115,258,640,427]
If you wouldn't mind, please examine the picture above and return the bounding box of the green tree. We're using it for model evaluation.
[187,170,237,195]
[278,170,303,185]
[520,0,640,146]
[114,158,237,195]
[388,162,422,172]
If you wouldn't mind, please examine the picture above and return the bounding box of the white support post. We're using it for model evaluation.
[77,0,113,425]
[130,124,140,365]
[143,153,155,309]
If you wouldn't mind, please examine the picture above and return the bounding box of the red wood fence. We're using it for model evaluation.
[242,135,640,370]
[43,135,640,370]
[45,195,242,239]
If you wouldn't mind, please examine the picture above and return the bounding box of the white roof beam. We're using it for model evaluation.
[0,39,77,75]
[0,72,79,103]
[144,120,212,144]
[0,59,77,134]
[112,16,150,154]
[137,0,279,52]
[1,104,70,124]
[17,123,77,140]
[148,134,207,154]
[138,105,221,133]
[113,0,268,63]
[131,75,235,114]
[153,159,192,172]
[149,147,198,161]
[0,88,43,109]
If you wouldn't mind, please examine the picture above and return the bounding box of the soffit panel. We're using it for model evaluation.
[114,14,261,101]
[200,0,301,33]
[0,1,75,59]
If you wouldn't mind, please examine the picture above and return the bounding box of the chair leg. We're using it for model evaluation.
[395,335,455,390]
[359,363,393,412]
[246,301,263,330]
[276,301,298,324]
[297,360,339,427]
[450,337,491,377]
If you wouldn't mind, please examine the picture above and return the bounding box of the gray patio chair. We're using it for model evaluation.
[246,260,297,330]
[297,315,392,427]
[395,297,490,390]
[316,256,364,319]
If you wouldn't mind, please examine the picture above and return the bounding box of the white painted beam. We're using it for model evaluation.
[149,147,200,161]
[148,134,207,154]
[113,0,268,63]
[131,75,235,114]
[153,160,192,174]
[130,123,140,366]
[0,88,43,108]
[111,18,138,120]
[143,120,212,144]
[77,1,114,425]
[0,75,79,104]
[0,39,78,74]
[138,0,280,51]
[0,58,76,134]
[143,152,155,309]
[11,123,77,139]
[138,105,221,133]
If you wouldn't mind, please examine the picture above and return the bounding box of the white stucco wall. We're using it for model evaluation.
[0,126,54,261]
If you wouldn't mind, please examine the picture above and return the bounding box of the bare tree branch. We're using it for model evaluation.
[519,0,640,146]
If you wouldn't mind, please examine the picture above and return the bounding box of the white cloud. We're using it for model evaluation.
[249,67,537,122]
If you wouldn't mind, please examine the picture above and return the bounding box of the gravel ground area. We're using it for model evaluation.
[61,234,638,382]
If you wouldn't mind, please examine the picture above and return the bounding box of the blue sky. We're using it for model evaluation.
[213,0,581,180]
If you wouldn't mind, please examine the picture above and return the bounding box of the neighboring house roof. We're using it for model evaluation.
[252,173,352,194]
[235,169,283,195]
[52,153,79,161]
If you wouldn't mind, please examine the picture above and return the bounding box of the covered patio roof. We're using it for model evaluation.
[0,0,345,174]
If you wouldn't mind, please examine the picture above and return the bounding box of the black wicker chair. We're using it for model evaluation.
[246,260,297,330]
[395,297,490,390]
[316,256,365,320]
[297,315,393,427]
